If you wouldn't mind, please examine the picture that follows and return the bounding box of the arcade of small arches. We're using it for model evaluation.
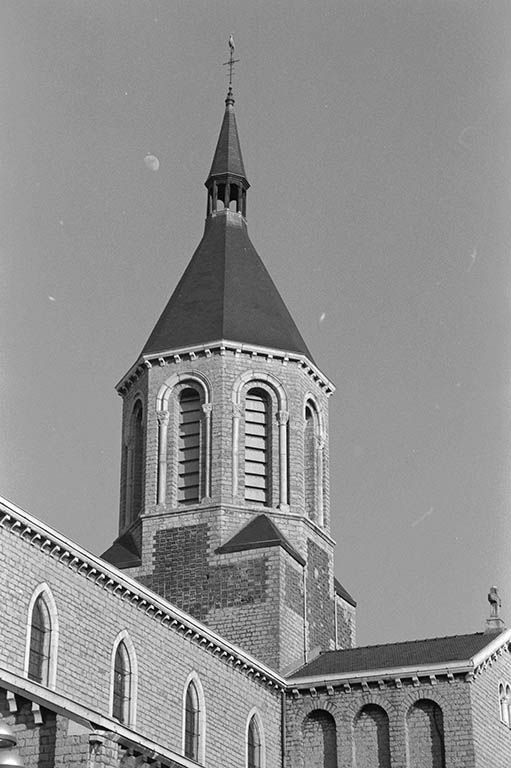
[298,700,447,768]
[122,371,328,530]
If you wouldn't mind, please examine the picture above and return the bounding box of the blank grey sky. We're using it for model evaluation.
[1,0,511,646]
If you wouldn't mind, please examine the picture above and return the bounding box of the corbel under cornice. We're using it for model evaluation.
[116,340,335,397]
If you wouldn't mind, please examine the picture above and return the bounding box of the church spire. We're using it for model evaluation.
[205,41,249,217]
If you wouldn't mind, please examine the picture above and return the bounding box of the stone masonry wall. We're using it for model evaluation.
[470,643,511,767]
[285,676,477,768]
[0,517,282,768]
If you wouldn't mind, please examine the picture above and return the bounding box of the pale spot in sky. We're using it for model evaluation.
[124,91,128,96]
[144,154,160,172]
[467,248,477,272]
[456,382,461,388]
[411,506,434,528]
[48,296,56,302]
[319,312,326,323]
[59,220,64,227]
[458,126,477,149]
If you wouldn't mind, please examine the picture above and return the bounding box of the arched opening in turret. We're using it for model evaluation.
[207,180,246,216]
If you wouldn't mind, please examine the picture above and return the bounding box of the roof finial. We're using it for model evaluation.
[223,35,239,104]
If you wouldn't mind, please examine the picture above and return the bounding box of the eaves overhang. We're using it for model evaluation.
[289,659,475,690]
[116,340,335,396]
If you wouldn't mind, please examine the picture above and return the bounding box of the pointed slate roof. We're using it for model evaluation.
[141,90,313,361]
[142,211,313,359]
[207,87,247,180]
[216,514,306,566]
[289,632,497,678]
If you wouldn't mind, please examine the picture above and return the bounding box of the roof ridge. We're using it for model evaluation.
[319,631,486,656]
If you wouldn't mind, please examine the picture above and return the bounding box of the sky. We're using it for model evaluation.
[1,0,511,648]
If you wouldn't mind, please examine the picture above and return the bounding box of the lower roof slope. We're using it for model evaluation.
[142,211,313,361]
[290,632,498,678]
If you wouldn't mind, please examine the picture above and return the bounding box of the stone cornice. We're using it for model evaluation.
[0,668,195,768]
[0,495,285,693]
[116,341,335,397]
[288,660,474,694]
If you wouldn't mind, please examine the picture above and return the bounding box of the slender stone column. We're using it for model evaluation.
[232,403,243,498]
[156,410,169,505]
[125,436,134,523]
[315,436,325,527]
[277,410,289,509]
[202,403,212,498]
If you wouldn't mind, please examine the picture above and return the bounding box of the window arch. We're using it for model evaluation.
[178,385,205,504]
[302,709,338,768]
[110,632,137,726]
[304,403,318,521]
[353,704,391,768]
[125,398,144,524]
[247,711,265,768]
[406,699,445,768]
[182,673,205,763]
[244,388,271,505]
[24,584,58,688]
[499,682,511,725]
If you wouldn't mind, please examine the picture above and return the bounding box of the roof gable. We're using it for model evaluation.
[216,513,306,566]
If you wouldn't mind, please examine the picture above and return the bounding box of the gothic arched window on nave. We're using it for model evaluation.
[27,594,52,685]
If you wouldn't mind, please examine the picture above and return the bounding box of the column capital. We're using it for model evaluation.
[156,410,170,426]
[232,403,243,418]
[202,403,213,417]
[276,410,289,425]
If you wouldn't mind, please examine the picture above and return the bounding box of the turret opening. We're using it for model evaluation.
[207,180,246,216]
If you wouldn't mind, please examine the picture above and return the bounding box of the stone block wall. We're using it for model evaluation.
[0,507,282,768]
[470,642,511,766]
[285,675,477,768]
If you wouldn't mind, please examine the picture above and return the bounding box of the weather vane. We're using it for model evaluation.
[223,35,239,87]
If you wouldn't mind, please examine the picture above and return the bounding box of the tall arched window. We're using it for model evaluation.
[184,681,201,760]
[27,595,52,685]
[304,404,317,520]
[112,641,132,724]
[126,399,144,524]
[245,388,270,505]
[248,714,262,768]
[178,387,203,504]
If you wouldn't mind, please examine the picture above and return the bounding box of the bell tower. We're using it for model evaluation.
[102,66,356,673]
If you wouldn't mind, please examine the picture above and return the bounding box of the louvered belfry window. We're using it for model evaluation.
[28,596,51,684]
[304,405,316,519]
[178,387,202,503]
[244,388,270,505]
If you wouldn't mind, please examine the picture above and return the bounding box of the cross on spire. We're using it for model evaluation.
[223,35,240,87]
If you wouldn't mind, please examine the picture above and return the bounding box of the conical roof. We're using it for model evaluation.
[207,87,247,181]
[141,90,312,361]
[142,212,313,359]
